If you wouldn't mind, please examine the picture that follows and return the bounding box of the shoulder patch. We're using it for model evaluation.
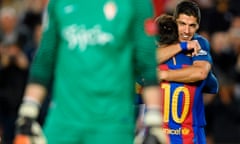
[196,49,207,56]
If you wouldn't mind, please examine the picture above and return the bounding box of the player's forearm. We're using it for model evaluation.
[142,86,161,108]
[142,85,164,137]
[160,65,209,83]
[23,83,47,104]
[160,69,201,83]
[157,43,182,64]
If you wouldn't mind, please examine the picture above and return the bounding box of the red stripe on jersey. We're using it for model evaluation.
[160,80,177,144]
[181,84,196,144]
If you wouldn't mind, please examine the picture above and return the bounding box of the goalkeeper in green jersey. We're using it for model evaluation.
[14,0,164,144]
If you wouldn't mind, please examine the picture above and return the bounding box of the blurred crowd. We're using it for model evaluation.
[0,0,47,143]
[0,0,239,144]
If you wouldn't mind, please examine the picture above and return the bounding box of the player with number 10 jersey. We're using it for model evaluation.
[159,34,218,144]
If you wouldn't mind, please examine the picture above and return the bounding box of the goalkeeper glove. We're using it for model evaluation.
[14,98,46,144]
[142,108,167,144]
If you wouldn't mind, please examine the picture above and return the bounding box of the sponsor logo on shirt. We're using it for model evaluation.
[162,127,190,135]
[196,49,207,56]
[62,24,114,51]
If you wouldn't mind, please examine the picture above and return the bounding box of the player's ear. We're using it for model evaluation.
[196,24,199,31]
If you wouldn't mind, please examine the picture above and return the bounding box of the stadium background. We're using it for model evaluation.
[0,0,240,144]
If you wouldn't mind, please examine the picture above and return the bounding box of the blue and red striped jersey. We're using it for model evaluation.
[159,34,218,144]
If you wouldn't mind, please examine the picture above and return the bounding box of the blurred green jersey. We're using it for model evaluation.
[29,0,157,143]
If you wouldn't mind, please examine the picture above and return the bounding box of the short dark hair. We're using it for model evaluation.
[155,14,178,45]
[173,0,201,24]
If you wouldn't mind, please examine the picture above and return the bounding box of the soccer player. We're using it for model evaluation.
[151,13,218,144]
[157,0,211,83]
[13,0,164,144]
[145,1,219,143]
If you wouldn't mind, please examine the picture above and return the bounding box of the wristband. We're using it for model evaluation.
[144,108,162,126]
[19,97,40,119]
[23,96,41,107]
[180,42,188,51]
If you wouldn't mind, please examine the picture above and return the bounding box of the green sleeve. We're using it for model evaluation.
[132,0,158,86]
[28,0,58,87]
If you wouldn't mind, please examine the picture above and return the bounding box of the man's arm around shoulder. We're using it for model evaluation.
[159,60,211,83]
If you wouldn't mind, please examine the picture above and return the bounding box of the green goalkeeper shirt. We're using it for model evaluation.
[29,0,157,127]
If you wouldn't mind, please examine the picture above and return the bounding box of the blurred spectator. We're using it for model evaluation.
[24,21,42,62]
[0,0,25,15]
[210,31,237,80]
[226,15,240,85]
[205,13,240,144]
[163,0,178,14]
[196,0,214,8]
[197,0,214,41]
[20,0,46,37]
[0,5,32,144]
[229,0,240,16]
[199,0,232,37]
[0,6,31,50]
[205,77,240,144]
[0,38,29,144]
